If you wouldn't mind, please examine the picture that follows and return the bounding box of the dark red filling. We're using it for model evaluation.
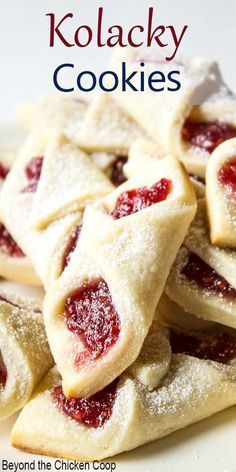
[52,378,118,428]
[170,329,236,364]
[0,162,9,180]
[111,178,172,220]
[21,156,44,193]
[65,279,120,365]
[189,173,205,185]
[0,224,25,258]
[0,354,7,386]
[181,252,236,298]
[218,157,236,198]
[62,224,82,272]
[110,155,128,187]
[182,120,236,154]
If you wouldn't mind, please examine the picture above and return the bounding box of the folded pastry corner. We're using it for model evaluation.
[126,321,171,390]
[126,139,206,199]
[75,92,148,153]
[0,147,41,285]
[0,220,41,285]
[0,132,114,289]
[16,92,89,144]
[158,293,214,332]
[125,139,163,179]
[0,291,54,420]
[165,200,236,328]
[29,133,114,231]
[206,137,236,247]
[111,48,236,178]
[43,154,196,398]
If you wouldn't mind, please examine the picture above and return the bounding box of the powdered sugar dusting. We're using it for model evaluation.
[141,354,231,416]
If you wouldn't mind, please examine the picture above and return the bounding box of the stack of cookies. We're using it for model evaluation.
[1,49,236,461]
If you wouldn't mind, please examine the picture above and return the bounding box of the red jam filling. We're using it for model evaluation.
[0,162,9,180]
[65,279,120,364]
[0,224,25,258]
[182,120,236,154]
[181,252,236,299]
[21,156,44,193]
[62,224,82,272]
[111,178,172,220]
[52,378,118,428]
[110,155,128,187]
[0,353,7,387]
[170,329,236,364]
[218,157,236,198]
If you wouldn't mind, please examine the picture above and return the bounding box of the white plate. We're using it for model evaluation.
[1,126,236,472]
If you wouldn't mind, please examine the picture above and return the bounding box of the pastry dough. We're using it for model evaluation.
[75,93,149,186]
[125,139,163,178]
[126,139,205,198]
[89,151,128,187]
[43,154,196,397]
[0,221,41,285]
[0,290,54,420]
[17,92,89,144]
[206,138,236,247]
[0,147,41,285]
[125,322,171,390]
[188,173,205,198]
[11,321,236,461]
[0,133,113,289]
[166,245,236,329]
[165,201,236,328]
[158,293,214,332]
[76,92,148,153]
[110,48,236,178]
[183,91,236,177]
[0,134,83,288]
[17,93,129,188]
[30,133,114,230]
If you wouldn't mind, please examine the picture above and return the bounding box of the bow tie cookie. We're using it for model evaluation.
[43,154,196,398]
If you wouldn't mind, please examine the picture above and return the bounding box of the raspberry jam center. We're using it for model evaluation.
[21,157,44,193]
[218,157,236,198]
[170,329,236,364]
[0,224,25,258]
[111,178,172,220]
[0,162,9,180]
[65,279,120,364]
[62,224,82,272]
[181,252,236,298]
[52,378,118,428]
[0,352,7,387]
[182,120,236,154]
[110,155,128,187]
